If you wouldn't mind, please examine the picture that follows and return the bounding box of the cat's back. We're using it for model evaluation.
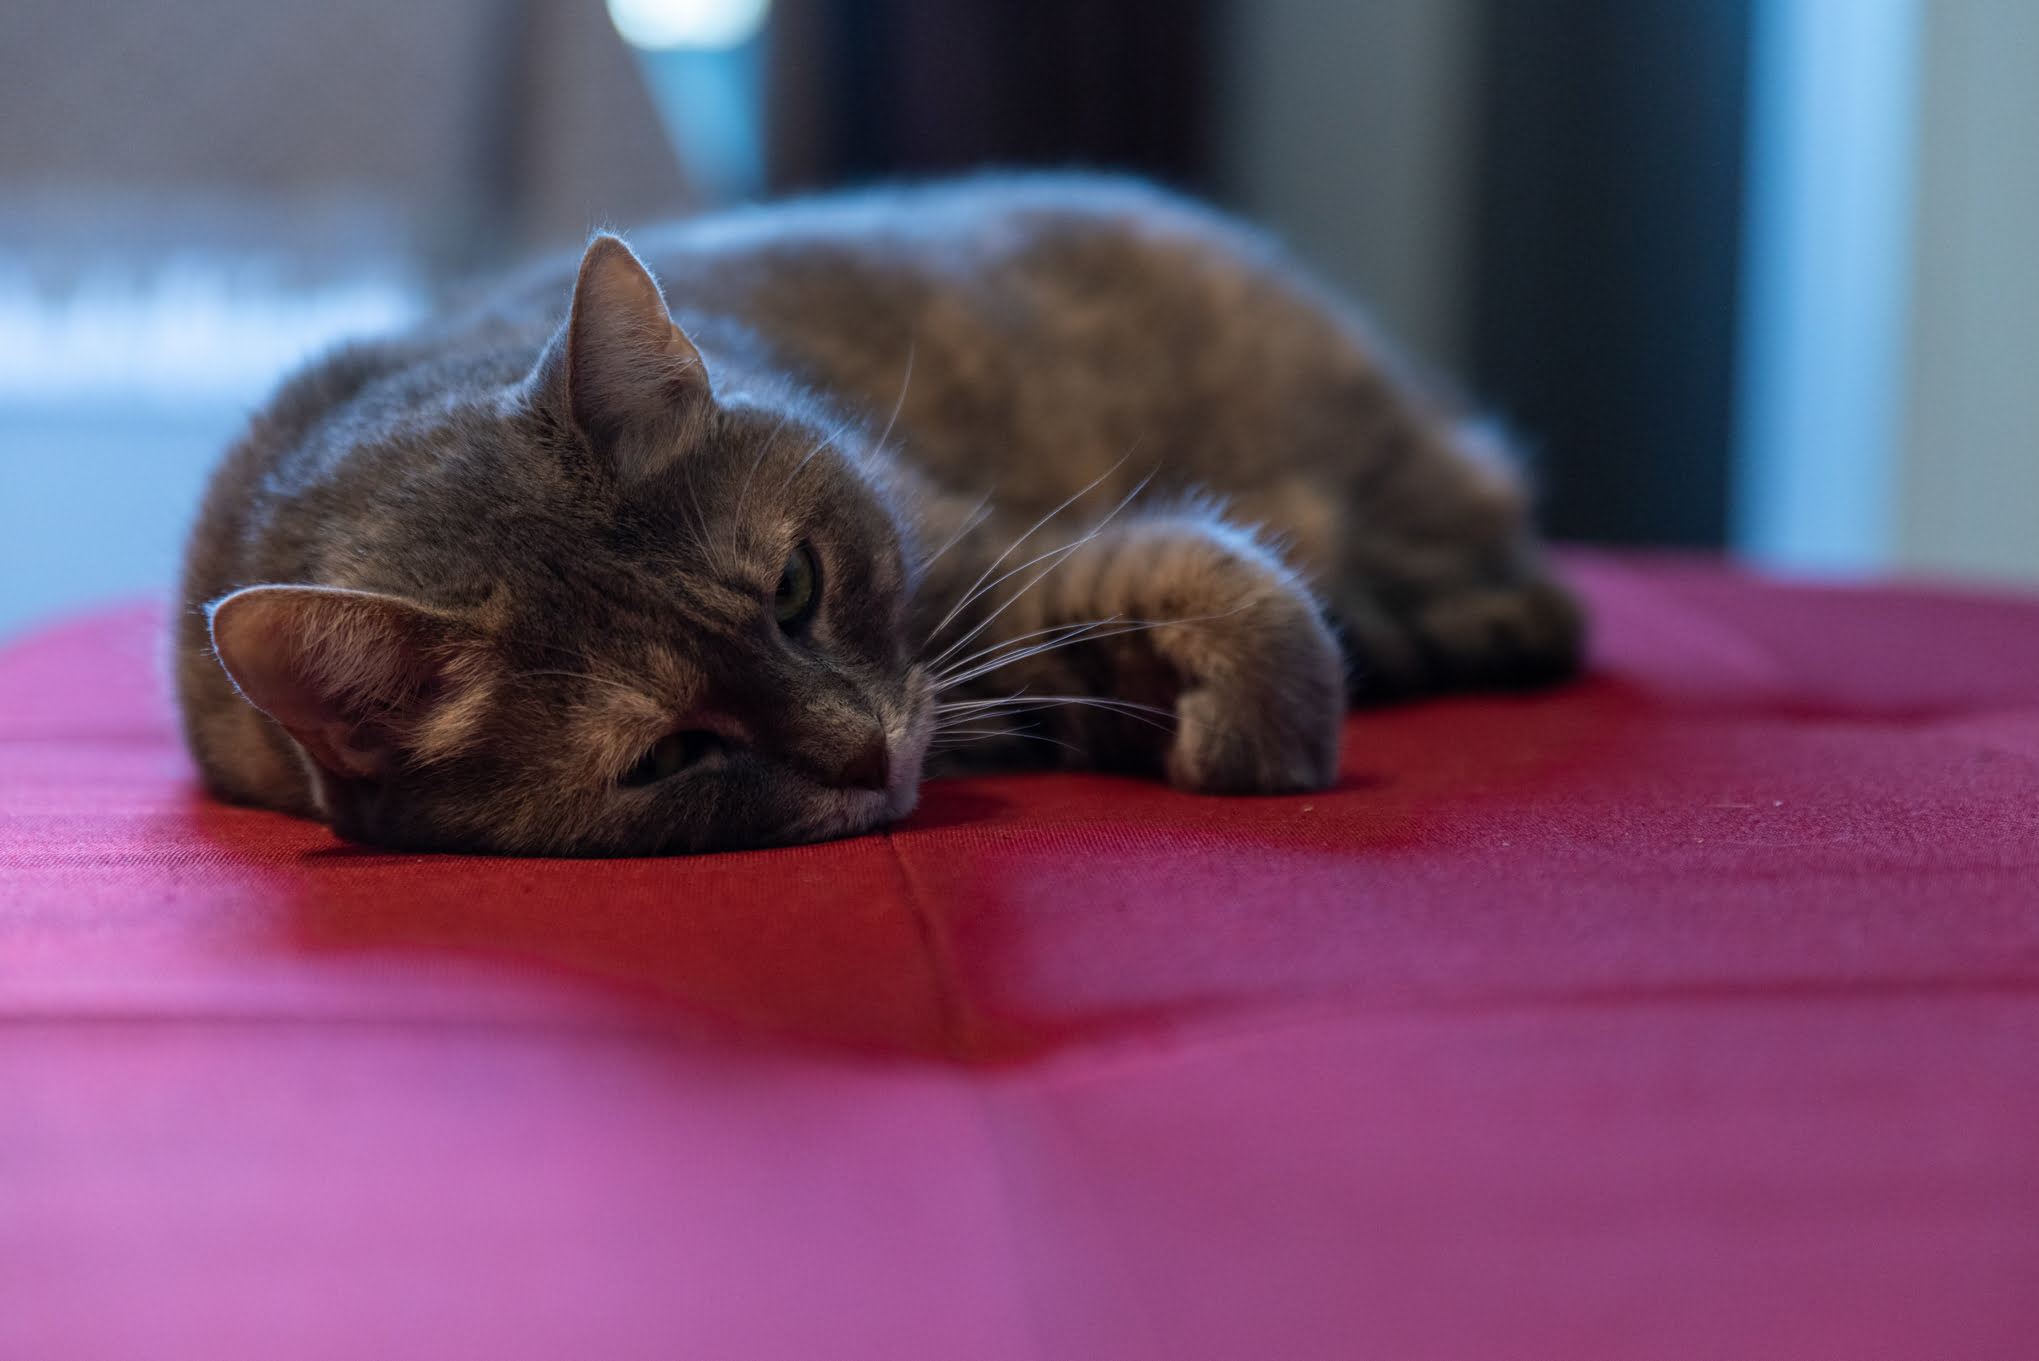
[640,172,1235,271]
[636,172,1337,357]
[616,174,1415,512]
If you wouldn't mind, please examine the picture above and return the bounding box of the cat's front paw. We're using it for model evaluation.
[1123,523,1345,794]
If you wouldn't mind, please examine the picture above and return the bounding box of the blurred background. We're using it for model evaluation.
[3,0,2034,641]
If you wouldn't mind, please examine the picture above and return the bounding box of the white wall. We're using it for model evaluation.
[1733,0,1920,575]
[1894,0,2039,583]
[1216,0,1480,373]
[1737,0,2039,586]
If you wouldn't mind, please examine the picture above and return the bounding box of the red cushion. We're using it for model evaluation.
[6,552,2039,1359]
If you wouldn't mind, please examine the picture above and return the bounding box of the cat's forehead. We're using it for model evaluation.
[512,561,763,658]
[714,390,870,472]
[633,409,896,559]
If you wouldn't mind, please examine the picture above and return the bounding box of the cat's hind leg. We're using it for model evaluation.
[1323,560,1585,704]
[1291,419,1587,704]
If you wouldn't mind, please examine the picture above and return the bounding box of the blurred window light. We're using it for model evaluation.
[607,0,769,51]
[0,259,421,406]
[1733,0,1921,575]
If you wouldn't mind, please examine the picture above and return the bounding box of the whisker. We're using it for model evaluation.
[923,455,1137,645]
[935,624,1158,692]
[923,467,1157,671]
[935,692,1176,732]
[500,668,646,698]
[871,342,914,456]
[732,405,798,523]
[931,466,1152,642]
[682,456,713,548]
[930,615,1121,681]
[928,724,1080,755]
[916,493,993,576]
[921,534,1096,671]
[936,693,1175,719]
[778,413,858,493]
[932,620,1150,691]
[932,603,1253,692]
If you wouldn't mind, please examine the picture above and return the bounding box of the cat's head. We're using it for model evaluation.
[207,235,933,855]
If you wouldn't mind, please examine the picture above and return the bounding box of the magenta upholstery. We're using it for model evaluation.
[6,552,2039,1358]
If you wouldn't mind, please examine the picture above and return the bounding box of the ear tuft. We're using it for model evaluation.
[209,585,485,781]
[529,234,711,483]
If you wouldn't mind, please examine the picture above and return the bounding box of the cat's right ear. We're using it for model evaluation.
[527,234,711,483]
[208,585,491,782]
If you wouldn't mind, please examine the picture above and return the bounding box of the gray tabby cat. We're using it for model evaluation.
[176,175,1581,855]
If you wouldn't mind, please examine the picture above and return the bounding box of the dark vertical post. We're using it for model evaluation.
[1470,0,1754,547]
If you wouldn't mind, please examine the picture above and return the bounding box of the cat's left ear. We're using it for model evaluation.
[208,585,492,782]
[527,234,712,484]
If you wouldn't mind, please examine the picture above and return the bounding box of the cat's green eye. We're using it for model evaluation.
[774,544,818,628]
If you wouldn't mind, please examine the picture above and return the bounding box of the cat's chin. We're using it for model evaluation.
[776,777,916,847]
[814,781,919,843]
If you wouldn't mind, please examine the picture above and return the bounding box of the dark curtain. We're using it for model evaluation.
[1469,0,1755,547]
[767,0,1214,193]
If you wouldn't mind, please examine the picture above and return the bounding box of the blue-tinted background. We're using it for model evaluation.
[4,0,2034,643]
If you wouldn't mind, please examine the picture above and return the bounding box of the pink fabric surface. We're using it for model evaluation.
[5,553,2038,1358]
